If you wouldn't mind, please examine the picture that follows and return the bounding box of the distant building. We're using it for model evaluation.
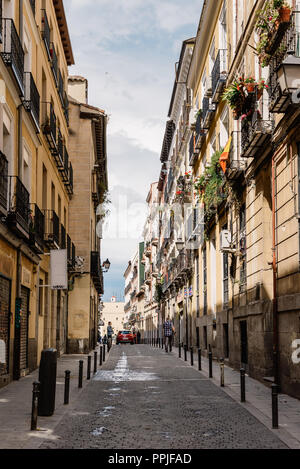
[100,297,126,337]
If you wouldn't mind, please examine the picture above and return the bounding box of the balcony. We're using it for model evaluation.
[212,49,228,103]
[41,9,51,59]
[64,91,69,126]
[66,163,73,196]
[241,97,274,158]
[23,72,40,131]
[6,176,30,239]
[50,43,58,86]
[91,251,103,294]
[42,102,57,154]
[195,112,207,149]
[29,204,44,254]
[162,250,193,293]
[1,19,25,94]
[227,131,247,181]
[60,223,66,249]
[67,235,76,270]
[56,128,64,169]
[58,69,64,105]
[202,96,216,129]
[59,145,69,184]
[43,209,60,248]
[268,12,300,113]
[0,152,8,216]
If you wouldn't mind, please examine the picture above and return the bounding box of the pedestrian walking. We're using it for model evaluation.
[107,322,114,349]
[163,316,174,353]
[137,330,141,344]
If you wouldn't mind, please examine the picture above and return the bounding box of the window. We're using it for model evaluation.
[203,247,207,315]
[239,205,247,293]
[222,224,229,306]
[196,256,200,318]
[219,0,227,50]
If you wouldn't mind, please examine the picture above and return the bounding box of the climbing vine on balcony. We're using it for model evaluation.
[255,0,292,67]
[194,150,228,220]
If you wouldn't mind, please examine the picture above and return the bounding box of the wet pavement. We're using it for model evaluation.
[38,345,288,449]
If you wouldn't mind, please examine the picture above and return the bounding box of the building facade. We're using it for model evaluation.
[138,0,300,398]
[0,0,108,389]
[67,76,108,354]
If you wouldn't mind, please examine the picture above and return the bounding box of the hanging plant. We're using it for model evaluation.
[256,0,292,67]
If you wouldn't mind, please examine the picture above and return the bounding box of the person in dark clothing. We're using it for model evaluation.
[137,330,141,344]
[163,316,174,353]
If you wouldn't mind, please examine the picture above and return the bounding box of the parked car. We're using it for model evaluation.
[116,330,135,345]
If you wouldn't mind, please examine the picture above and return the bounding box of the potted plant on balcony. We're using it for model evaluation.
[222,78,245,119]
[256,0,292,67]
[244,77,256,93]
[274,0,292,23]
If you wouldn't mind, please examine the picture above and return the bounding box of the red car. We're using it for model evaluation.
[116,330,135,345]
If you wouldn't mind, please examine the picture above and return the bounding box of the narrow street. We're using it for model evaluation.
[39,345,287,450]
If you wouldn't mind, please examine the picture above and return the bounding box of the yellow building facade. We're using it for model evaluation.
[0,1,108,389]
[145,0,300,398]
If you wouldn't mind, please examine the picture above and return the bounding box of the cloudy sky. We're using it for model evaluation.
[64,0,203,301]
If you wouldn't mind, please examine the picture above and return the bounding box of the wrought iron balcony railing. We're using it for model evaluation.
[64,91,69,126]
[241,95,274,158]
[0,151,8,214]
[226,131,247,180]
[57,128,64,167]
[43,209,60,248]
[23,72,40,131]
[42,102,57,153]
[29,203,44,253]
[58,69,64,105]
[212,49,227,103]
[50,43,58,85]
[60,223,66,249]
[268,12,300,113]
[7,176,30,237]
[67,235,76,270]
[1,19,25,94]
[202,96,216,129]
[41,9,51,59]
[91,251,104,293]
[66,163,73,196]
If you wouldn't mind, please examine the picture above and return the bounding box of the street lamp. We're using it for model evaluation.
[102,259,111,272]
[277,51,300,96]
[176,239,185,251]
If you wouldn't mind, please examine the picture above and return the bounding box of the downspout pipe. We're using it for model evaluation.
[272,147,279,388]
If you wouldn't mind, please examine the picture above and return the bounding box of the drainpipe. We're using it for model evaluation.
[272,149,279,388]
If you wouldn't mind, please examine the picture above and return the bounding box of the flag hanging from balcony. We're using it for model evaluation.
[219,136,232,174]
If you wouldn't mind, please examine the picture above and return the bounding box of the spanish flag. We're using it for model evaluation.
[219,136,232,174]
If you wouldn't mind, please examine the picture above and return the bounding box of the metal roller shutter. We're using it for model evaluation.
[20,286,29,371]
[0,276,11,376]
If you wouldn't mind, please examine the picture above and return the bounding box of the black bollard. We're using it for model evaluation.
[272,384,279,429]
[240,368,246,402]
[94,351,97,373]
[220,358,225,387]
[103,344,106,362]
[87,356,91,380]
[64,370,71,405]
[184,344,187,362]
[198,348,202,371]
[209,351,213,378]
[31,381,40,431]
[190,347,194,366]
[179,342,182,359]
[99,346,103,366]
[78,360,83,388]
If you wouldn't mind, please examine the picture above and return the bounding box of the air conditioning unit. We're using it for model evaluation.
[220,230,235,252]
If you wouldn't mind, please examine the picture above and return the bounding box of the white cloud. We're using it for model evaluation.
[64,0,203,299]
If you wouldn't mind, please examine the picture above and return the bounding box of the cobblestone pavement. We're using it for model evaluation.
[39,345,287,449]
